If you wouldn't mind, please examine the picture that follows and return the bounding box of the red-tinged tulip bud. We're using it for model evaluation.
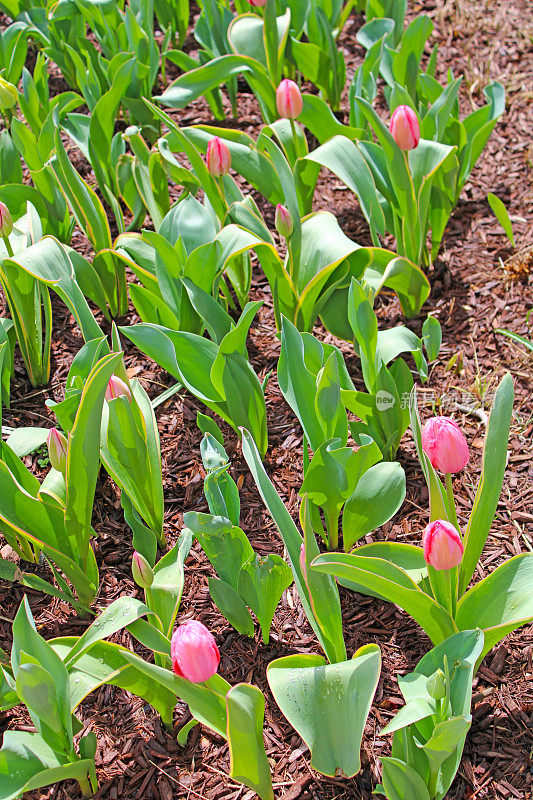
[105,375,132,403]
[422,519,464,571]
[275,203,293,239]
[276,79,303,120]
[247,0,266,5]
[47,427,67,473]
[0,76,17,112]
[206,136,231,177]
[132,551,154,589]
[171,620,220,683]
[0,201,13,238]
[389,104,420,151]
[422,416,469,474]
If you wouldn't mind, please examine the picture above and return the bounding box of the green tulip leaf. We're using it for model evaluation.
[267,645,381,777]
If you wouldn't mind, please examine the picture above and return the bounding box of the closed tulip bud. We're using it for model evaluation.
[132,551,154,589]
[422,520,464,571]
[0,201,12,238]
[206,136,231,177]
[422,416,469,473]
[276,79,303,120]
[247,0,266,5]
[171,621,220,683]
[275,203,293,238]
[426,668,446,701]
[0,75,17,112]
[47,428,67,473]
[105,375,132,403]
[389,105,420,151]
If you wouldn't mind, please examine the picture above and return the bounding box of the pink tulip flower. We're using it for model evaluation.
[276,79,303,120]
[206,137,231,177]
[422,519,464,571]
[389,105,420,151]
[247,0,266,5]
[171,621,220,683]
[422,416,470,473]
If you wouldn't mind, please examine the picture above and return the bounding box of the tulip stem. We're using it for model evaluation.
[216,176,228,215]
[2,234,13,258]
[444,473,459,530]
[289,118,299,156]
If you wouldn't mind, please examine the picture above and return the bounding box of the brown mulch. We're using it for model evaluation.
[0,1,532,799]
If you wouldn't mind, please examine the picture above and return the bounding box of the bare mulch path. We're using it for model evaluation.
[0,1,532,798]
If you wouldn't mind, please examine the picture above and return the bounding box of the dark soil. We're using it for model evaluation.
[0,1,532,799]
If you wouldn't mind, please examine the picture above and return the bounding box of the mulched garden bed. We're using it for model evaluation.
[0,1,532,798]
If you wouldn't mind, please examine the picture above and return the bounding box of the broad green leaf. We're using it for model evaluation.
[227,683,274,800]
[5,427,49,457]
[52,637,176,725]
[149,531,193,637]
[122,650,228,737]
[15,663,67,742]
[456,554,533,663]
[65,352,122,579]
[379,757,431,800]
[342,462,406,550]
[312,552,457,644]
[458,373,514,595]
[64,596,153,667]
[184,513,254,590]
[267,645,381,777]
[209,577,255,637]
[238,554,292,643]
[2,236,104,344]
[241,429,346,664]
[11,598,72,746]
[0,730,95,800]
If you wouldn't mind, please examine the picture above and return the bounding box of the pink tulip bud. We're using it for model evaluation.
[247,0,266,5]
[275,204,293,239]
[47,427,67,473]
[0,201,13,238]
[389,105,420,151]
[206,137,231,177]
[422,519,464,571]
[132,551,154,589]
[422,416,470,474]
[171,621,220,683]
[105,375,132,403]
[276,79,303,120]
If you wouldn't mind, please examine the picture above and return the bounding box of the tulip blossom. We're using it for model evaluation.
[171,621,220,683]
[206,136,231,177]
[47,428,67,473]
[422,520,464,571]
[0,201,12,238]
[247,0,266,5]
[275,204,293,238]
[105,375,132,403]
[276,79,303,120]
[389,105,420,151]
[422,416,470,474]
[132,551,154,589]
